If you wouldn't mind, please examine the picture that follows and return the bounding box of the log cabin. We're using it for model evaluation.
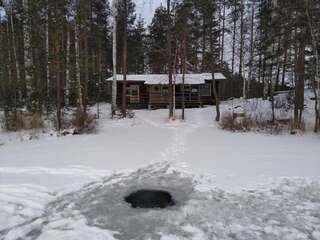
[106,73,227,109]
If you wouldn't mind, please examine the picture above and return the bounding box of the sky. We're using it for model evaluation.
[134,0,165,24]
[0,7,5,19]
[0,1,163,23]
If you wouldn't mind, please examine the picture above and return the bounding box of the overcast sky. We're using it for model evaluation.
[134,0,165,24]
[0,7,5,19]
[0,1,163,23]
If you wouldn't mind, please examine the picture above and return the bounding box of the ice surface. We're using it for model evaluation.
[1,163,320,240]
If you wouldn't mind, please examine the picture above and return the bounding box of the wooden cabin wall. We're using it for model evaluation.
[116,81,148,108]
[109,80,228,109]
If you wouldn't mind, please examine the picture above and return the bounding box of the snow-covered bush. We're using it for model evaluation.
[274,93,292,110]
[220,111,252,132]
[71,109,97,134]
[220,98,292,134]
[1,111,43,131]
[112,109,135,119]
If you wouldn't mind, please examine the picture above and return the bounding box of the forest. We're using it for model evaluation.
[0,0,319,132]
[1,1,320,239]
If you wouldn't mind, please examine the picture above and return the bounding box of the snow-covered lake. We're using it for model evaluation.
[1,106,320,239]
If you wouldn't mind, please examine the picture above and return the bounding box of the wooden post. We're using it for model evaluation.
[198,85,201,108]
[148,86,151,110]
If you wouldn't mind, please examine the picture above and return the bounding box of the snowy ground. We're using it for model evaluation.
[0,104,320,239]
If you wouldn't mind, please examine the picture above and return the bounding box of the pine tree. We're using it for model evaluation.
[128,16,146,74]
[147,6,168,74]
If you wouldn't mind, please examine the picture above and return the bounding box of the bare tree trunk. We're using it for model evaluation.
[271,41,281,124]
[5,19,13,103]
[218,4,222,62]
[258,51,262,83]
[212,76,220,122]
[97,51,102,119]
[221,2,226,64]
[305,0,320,132]
[9,5,21,106]
[202,15,206,71]
[181,25,187,121]
[209,15,220,122]
[293,26,298,91]
[23,0,32,105]
[167,0,173,119]
[75,2,84,113]
[84,31,89,112]
[112,0,118,117]
[248,0,255,98]
[5,15,18,130]
[281,44,288,88]
[46,1,51,114]
[172,40,179,120]
[231,0,237,74]
[262,58,268,100]
[122,0,128,118]
[65,28,70,106]
[56,27,62,132]
[275,35,282,90]
[239,0,245,98]
[294,36,306,129]
[0,15,6,114]
[258,21,263,85]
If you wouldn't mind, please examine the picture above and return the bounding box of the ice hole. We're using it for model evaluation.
[125,189,175,209]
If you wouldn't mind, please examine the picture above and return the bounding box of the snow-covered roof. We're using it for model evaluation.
[106,73,226,85]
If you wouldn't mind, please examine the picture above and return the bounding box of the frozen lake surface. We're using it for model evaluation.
[1,106,320,239]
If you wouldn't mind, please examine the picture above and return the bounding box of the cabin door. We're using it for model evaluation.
[127,85,140,103]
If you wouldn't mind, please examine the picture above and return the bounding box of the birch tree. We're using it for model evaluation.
[230,0,238,74]
[8,2,21,106]
[220,1,226,64]
[75,0,84,113]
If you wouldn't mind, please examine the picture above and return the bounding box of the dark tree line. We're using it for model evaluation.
[0,0,319,131]
[0,0,113,131]
[254,0,320,131]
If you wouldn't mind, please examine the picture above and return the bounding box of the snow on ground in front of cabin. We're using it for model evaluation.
[0,100,320,239]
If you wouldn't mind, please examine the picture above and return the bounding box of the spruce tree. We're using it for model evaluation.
[147,6,168,74]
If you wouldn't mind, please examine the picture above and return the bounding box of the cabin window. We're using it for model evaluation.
[131,88,138,96]
[152,85,160,93]
[161,86,169,96]
[126,85,139,96]
[191,86,198,93]
[184,85,190,91]
[201,83,211,96]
